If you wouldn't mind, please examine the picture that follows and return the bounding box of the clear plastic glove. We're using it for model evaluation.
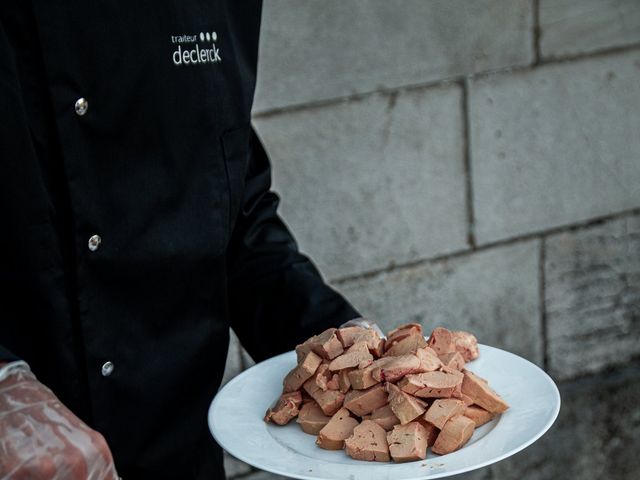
[339,317,385,339]
[0,362,118,480]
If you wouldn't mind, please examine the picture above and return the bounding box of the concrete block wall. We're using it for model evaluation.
[222,1,640,478]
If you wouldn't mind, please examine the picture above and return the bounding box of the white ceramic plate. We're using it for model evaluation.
[209,344,560,479]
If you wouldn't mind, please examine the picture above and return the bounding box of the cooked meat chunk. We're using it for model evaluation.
[387,422,429,462]
[451,330,479,361]
[432,415,475,455]
[283,351,322,393]
[440,367,465,398]
[337,368,353,393]
[344,420,390,462]
[463,405,495,427]
[423,399,466,430]
[415,347,443,371]
[383,332,427,357]
[459,392,475,406]
[349,357,393,390]
[295,328,344,361]
[344,383,388,417]
[371,354,423,383]
[314,363,340,391]
[386,383,427,424]
[303,376,345,416]
[461,370,509,413]
[329,341,373,371]
[427,327,456,355]
[264,391,303,426]
[415,418,439,447]
[369,404,401,431]
[385,323,423,346]
[438,351,465,371]
[316,407,359,450]
[336,326,367,348]
[337,326,385,357]
[398,371,463,398]
[296,400,332,435]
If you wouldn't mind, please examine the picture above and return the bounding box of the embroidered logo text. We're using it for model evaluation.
[171,31,222,66]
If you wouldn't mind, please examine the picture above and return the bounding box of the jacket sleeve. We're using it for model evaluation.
[0,18,23,365]
[226,127,360,363]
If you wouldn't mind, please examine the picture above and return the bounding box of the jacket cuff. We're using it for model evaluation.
[0,360,31,383]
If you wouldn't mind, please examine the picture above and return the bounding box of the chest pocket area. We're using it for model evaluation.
[221,124,251,231]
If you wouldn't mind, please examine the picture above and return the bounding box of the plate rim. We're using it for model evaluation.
[209,345,561,479]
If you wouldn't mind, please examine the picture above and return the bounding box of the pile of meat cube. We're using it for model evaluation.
[264,323,509,463]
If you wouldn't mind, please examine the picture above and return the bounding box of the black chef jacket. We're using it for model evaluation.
[0,1,359,478]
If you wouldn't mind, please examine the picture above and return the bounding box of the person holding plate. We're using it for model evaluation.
[0,1,361,478]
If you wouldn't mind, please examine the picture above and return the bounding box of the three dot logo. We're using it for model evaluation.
[199,31,217,43]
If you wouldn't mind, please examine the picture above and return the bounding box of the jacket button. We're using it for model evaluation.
[88,234,102,251]
[101,361,114,377]
[75,97,89,116]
